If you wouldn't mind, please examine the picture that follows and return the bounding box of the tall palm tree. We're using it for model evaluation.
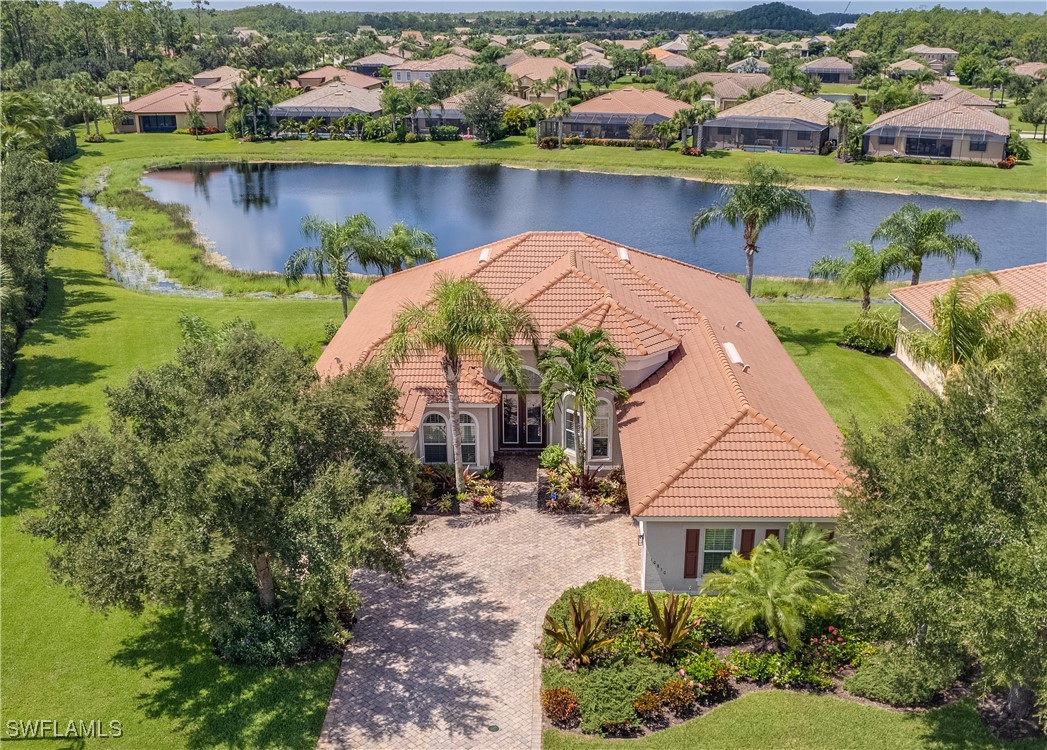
[672,107,698,150]
[872,203,981,286]
[369,221,438,276]
[284,214,377,317]
[702,522,838,649]
[809,241,904,310]
[904,66,937,86]
[105,70,131,105]
[547,66,571,99]
[538,326,629,473]
[827,101,862,161]
[689,101,717,150]
[691,162,815,297]
[526,102,548,144]
[678,79,714,105]
[0,91,60,156]
[384,275,539,493]
[549,99,572,147]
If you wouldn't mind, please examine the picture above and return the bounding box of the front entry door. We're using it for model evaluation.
[500,392,545,448]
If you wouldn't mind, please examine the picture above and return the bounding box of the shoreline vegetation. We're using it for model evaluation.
[79,130,1044,298]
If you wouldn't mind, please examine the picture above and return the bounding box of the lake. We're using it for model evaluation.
[141,162,1047,281]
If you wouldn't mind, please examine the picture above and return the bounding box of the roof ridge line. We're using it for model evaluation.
[462,233,531,280]
[562,297,612,331]
[515,265,577,308]
[634,408,750,514]
[699,316,750,410]
[743,406,852,484]
[609,298,683,343]
[610,302,649,357]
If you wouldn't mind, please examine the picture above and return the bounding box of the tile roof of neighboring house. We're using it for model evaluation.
[419,89,529,116]
[451,45,478,58]
[704,37,734,50]
[392,53,475,72]
[890,264,1047,330]
[191,66,245,90]
[505,56,574,84]
[579,41,604,53]
[317,232,848,518]
[1013,61,1047,78]
[915,81,997,108]
[530,40,552,51]
[297,66,383,89]
[683,72,771,102]
[777,41,809,51]
[497,49,533,68]
[607,39,647,50]
[906,44,958,55]
[268,82,383,117]
[866,98,1010,137]
[712,89,833,126]
[648,48,694,68]
[847,49,868,59]
[887,58,930,73]
[800,55,853,72]
[123,82,230,114]
[575,52,610,68]
[350,52,405,67]
[568,87,687,118]
[400,30,427,44]
[804,34,835,44]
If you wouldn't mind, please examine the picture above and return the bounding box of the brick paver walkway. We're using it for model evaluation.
[317,455,639,749]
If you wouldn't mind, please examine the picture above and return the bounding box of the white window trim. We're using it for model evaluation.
[460,413,477,465]
[560,394,612,462]
[701,528,736,576]
[589,398,612,463]
[422,413,448,465]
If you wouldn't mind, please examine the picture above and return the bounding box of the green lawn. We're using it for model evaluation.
[543,691,1047,750]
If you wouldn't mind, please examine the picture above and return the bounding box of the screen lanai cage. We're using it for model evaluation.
[539,112,672,140]
[701,115,830,154]
[863,122,1005,160]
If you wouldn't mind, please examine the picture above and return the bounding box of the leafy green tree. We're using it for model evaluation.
[840,332,1047,726]
[586,64,612,92]
[809,241,903,310]
[0,91,61,157]
[185,93,205,138]
[460,81,506,143]
[702,523,839,649]
[538,326,628,473]
[384,275,539,493]
[691,162,815,297]
[852,54,884,80]
[828,101,862,161]
[872,203,980,286]
[653,119,676,149]
[954,55,983,86]
[284,214,377,318]
[30,318,415,662]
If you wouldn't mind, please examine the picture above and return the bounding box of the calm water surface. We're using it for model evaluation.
[141,163,1047,280]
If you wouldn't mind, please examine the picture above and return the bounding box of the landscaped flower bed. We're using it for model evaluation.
[536,445,628,513]
[410,462,503,514]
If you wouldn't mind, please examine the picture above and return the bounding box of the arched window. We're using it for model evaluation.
[460,414,477,464]
[591,400,611,459]
[422,414,447,465]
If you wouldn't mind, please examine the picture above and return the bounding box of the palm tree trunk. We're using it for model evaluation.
[910,261,922,286]
[443,356,466,494]
[744,250,755,297]
[558,119,563,148]
[696,122,704,150]
[340,292,349,319]
[117,86,124,106]
[574,394,586,474]
[253,548,276,610]
[861,288,870,311]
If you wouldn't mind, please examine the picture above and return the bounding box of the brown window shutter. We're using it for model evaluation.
[740,529,756,559]
[683,529,700,579]
[765,528,780,541]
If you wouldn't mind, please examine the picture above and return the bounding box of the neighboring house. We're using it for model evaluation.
[904,44,958,75]
[530,40,553,53]
[573,52,611,80]
[190,66,245,91]
[505,56,574,103]
[915,81,997,109]
[804,34,835,46]
[543,87,686,140]
[606,39,648,51]
[409,89,529,135]
[776,40,810,58]
[348,52,405,77]
[268,82,382,125]
[727,57,771,74]
[660,34,690,53]
[704,37,734,54]
[400,30,428,47]
[682,72,771,110]
[497,49,532,68]
[889,263,1047,394]
[645,48,695,72]
[700,89,835,153]
[1012,61,1047,80]
[887,58,931,78]
[390,53,475,87]
[451,45,478,59]
[847,49,868,62]
[296,66,383,91]
[232,27,265,43]
[488,34,509,48]
[862,99,1010,162]
[800,56,858,84]
[118,82,230,133]
[579,40,604,54]
[315,232,850,593]
[999,56,1022,67]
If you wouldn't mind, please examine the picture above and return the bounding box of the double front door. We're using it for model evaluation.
[500,392,545,448]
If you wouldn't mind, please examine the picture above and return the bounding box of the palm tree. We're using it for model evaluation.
[872,203,981,286]
[549,99,572,147]
[538,326,629,473]
[691,162,815,297]
[547,67,571,99]
[827,101,862,161]
[384,275,539,493]
[690,101,717,150]
[284,214,377,317]
[904,66,937,86]
[702,523,838,650]
[653,119,676,149]
[105,71,131,105]
[672,107,698,150]
[0,91,60,156]
[678,79,714,106]
[809,241,903,310]
[368,221,438,276]
[526,102,548,144]
[976,64,1007,101]
[303,115,325,140]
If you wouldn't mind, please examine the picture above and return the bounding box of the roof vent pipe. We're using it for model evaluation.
[478,247,490,263]
[723,342,744,365]
[617,246,630,263]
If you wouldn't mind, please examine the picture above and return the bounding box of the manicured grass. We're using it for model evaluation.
[1,142,344,749]
[543,691,1046,750]
[756,301,921,430]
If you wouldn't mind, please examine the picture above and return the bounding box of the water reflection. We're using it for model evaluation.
[140,163,1047,278]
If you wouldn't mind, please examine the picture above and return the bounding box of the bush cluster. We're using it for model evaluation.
[43,130,77,160]
[843,647,962,706]
[730,626,868,691]
[541,687,580,727]
[213,607,318,666]
[864,155,996,168]
[841,321,893,355]
[561,136,658,148]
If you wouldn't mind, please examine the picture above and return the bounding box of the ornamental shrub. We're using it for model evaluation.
[429,125,461,141]
[525,126,537,142]
[628,592,734,646]
[213,604,317,666]
[680,649,733,701]
[841,321,893,355]
[843,647,962,706]
[83,133,106,143]
[658,678,699,715]
[539,444,568,469]
[539,136,560,149]
[404,132,419,143]
[544,659,677,734]
[43,130,77,160]
[541,687,580,727]
[631,690,662,721]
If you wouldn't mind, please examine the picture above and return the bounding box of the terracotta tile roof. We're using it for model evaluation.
[906,44,958,56]
[268,82,383,116]
[890,263,1047,329]
[800,56,853,72]
[191,66,245,90]
[530,40,553,51]
[684,72,771,101]
[915,81,997,108]
[419,89,528,116]
[727,58,771,73]
[351,52,404,67]
[497,49,533,68]
[567,87,687,118]
[451,45,478,58]
[392,53,475,72]
[505,56,573,84]
[575,52,610,68]
[123,82,230,114]
[647,50,694,68]
[607,39,647,50]
[317,232,848,519]
[712,89,833,126]
[1013,62,1047,78]
[866,99,1010,137]
[847,50,868,59]
[297,66,383,89]
[888,58,930,72]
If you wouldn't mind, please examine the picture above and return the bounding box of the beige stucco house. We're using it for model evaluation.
[862,99,1010,163]
[118,82,231,133]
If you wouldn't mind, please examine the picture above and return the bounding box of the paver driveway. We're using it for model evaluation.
[318,457,639,749]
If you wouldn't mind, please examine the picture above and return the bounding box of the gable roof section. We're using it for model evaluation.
[567,87,686,119]
[191,66,245,90]
[393,53,475,72]
[906,44,958,55]
[297,66,383,89]
[123,82,230,114]
[1013,61,1047,78]
[351,52,404,67]
[890,264,1047,329]
[915,81,997,108]
[866,98,1010,137]
[712,89,833,127]
[684,72,771,101]
[801,56,853,72]
[268,82,383,117]
[888,58,930,73]
[506,56,573,84]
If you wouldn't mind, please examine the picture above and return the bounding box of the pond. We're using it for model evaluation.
[141,162,1046,281]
